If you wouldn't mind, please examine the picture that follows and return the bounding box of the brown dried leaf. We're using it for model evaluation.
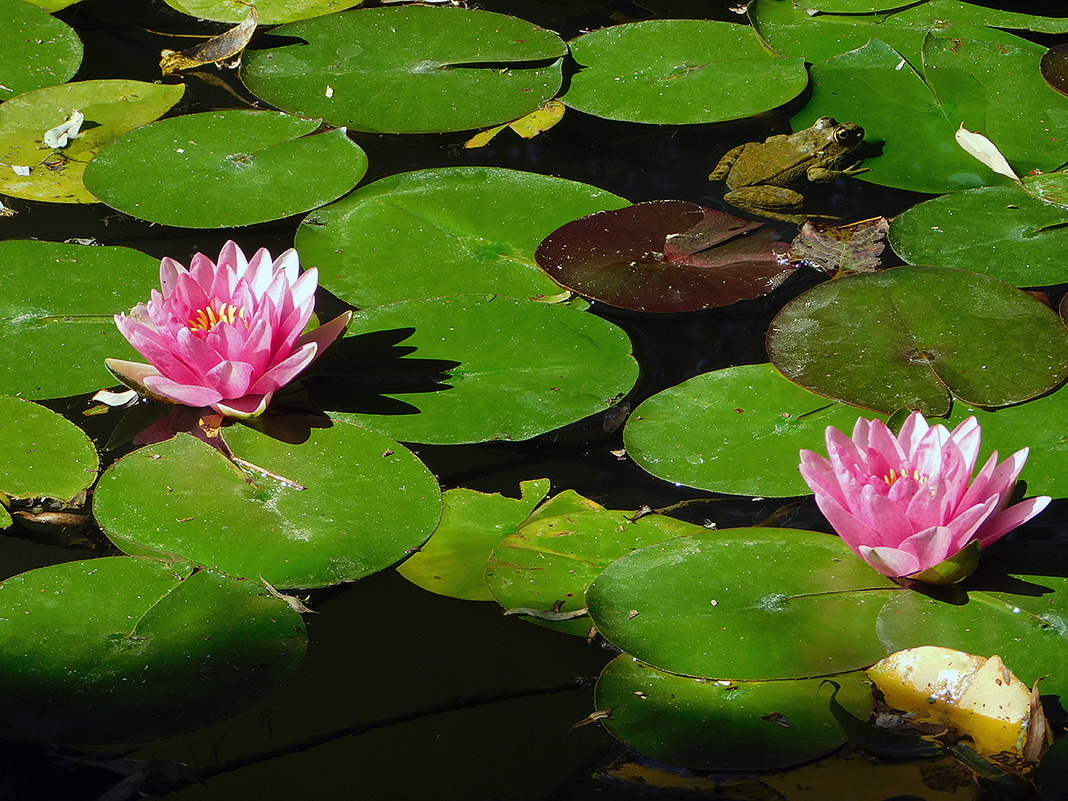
[1022,679,1052,764]
[160,5,258,76]
[788,216,890,277]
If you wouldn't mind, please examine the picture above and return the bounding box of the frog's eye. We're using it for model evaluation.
[832,126,860,144]
[814,117,836,129]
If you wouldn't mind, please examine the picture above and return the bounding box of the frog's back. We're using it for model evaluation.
[727,136,825,190]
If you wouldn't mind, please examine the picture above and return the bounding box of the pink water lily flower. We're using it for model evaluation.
[799,412,1049,584]
[106,241,350,419]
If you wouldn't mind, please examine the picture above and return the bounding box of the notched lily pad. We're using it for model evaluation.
[0,394,98,503]
[397,478,551,602]
[586,528,898,680]
[563,19,808,125]
[485,490,708,636]
[623,363,879,498]
[889,186,1068,287]
[767,266,1068,417]
[318,294,639,445]
[876,575,1068,701]
[297,166,629,308]
[83,110,368,228]
[0,556,306,744]
[596,656,873,770]
[534,201,791,313]
[163,0,361,25]
[93,422,441,590]
[0,79,185,203]
[0,0,82,99]
[792,36,1068,194]
[241,6,566,133]
[0,240,160,400]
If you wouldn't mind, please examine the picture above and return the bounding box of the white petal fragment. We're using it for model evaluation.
[43,109,84,149]
[955,124,1020,181]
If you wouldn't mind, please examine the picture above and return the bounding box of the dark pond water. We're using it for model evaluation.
[5,0,1068,799]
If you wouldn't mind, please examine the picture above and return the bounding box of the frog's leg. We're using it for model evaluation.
[806,162,870,182]
[723,184,807,223]
[708,144,747,181]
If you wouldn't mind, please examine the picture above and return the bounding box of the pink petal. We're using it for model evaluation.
[217,240,249,276]
[974,495,1051,548]
[142,374,222,407]
[896,525,954,570]
[159,257,186,298]
[205,360,255,398]
[858,545,921,578]
[247,341,317,395]
[896,411,930,458]
[274,248,300,285]
[294,310,351,357]
[855,484,915,546]
[214,392,272,419]
[115,316,203,385]
[867,417,906,467]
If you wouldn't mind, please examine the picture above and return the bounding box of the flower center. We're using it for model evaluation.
[187,302,248,333]
[883,464,929,489]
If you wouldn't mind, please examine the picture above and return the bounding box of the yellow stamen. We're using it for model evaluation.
[187,301,248,333]
[883,466,928,488]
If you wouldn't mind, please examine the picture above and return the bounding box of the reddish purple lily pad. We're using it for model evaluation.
[534,200,792,313]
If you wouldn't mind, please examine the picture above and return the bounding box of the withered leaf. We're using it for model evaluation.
[161,5,258,77]
[788,216,890,277]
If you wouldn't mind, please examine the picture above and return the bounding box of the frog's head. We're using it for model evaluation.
[813,116,865,161]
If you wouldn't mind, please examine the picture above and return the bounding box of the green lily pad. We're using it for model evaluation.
[1020,169,1068,210]
[0,556,306,744]
[0,240,160,400]
[877,575,1068,700]
[750,0,1068,69]
[397,478,551,602]
[888,186,1068,287]
[296,167,628,308]
[562,19,808,125]
[0,0,82,100]
[766,266,1068,417]
[15,0,80,10]
[791,36,1068,193]
[595,656,873,770]
[586,528,899,680]
[0,395,98,502]
[0,80,184,203]
[93,422,441,589]
[624,363,879,498]
[320,295,639,445]
[83,110,367,227]
[485,490,708,636]
[163,0,360,24]
[240,6,566,134]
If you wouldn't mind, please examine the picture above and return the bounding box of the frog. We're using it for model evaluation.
[708,116,869,224]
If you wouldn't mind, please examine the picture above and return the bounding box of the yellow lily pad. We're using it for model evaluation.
[868,646,1049,762]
